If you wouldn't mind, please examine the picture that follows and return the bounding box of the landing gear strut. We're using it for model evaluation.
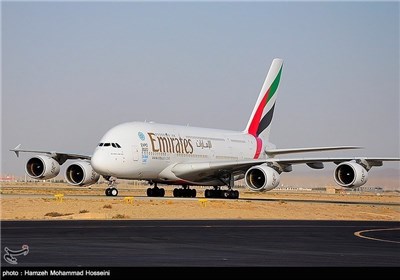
[204,174,239,199]
[173,185,196,198]
[104,176,119,197]
[147,182,165,197]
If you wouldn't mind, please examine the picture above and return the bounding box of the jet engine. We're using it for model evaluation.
[25,155,60,180]
[334,162,368,188]
[245,164,280,191]
[65,161,100,186]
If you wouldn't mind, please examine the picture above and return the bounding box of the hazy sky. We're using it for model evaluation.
[2,1,399,177]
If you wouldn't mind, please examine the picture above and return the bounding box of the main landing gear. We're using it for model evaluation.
[147,183,165,197]
[104,176,119,197]
[204,187,239,199]
[204,173,240,199]
[173,185,196,198]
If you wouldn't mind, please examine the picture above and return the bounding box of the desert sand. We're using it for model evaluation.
[1,182,399,221]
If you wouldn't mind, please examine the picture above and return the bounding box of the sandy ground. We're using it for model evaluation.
[1,183,399,221]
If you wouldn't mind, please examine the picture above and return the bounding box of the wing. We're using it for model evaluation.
[265,146,362,156]
[269,157,400,171]
[10,144,90,165]
[170,157,400,182]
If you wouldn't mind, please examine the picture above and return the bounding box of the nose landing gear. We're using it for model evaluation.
[104,176,119,196]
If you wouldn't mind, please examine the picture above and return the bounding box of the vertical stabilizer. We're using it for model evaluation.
[245,58,283,141]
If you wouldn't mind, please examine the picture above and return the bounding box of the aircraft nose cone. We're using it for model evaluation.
[91,150,110,175]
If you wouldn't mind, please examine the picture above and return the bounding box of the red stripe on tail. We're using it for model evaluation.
[253,137,263,159]
[247,89,270,136]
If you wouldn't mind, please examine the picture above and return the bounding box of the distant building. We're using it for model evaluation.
[351,186,384,193]
[325,186,339,194]
[325,185,384,193]
[275,186,313,192]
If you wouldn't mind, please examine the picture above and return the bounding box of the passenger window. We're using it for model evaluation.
[116,143,121,148]
[104,143,111,147]
[112,143,116,148]
[99,143,104,147]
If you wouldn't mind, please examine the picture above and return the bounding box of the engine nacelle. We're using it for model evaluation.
[245,164,280,191]
[334,162,368,188]
[65,161,100,187]
[25,155,60,180]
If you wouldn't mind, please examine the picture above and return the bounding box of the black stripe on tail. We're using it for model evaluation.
[256,104,275,137]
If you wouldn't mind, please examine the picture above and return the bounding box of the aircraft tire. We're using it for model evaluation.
[159,188,165,197]
[110,188,118,196]
[105,189,111,196]
[191,189,196,198]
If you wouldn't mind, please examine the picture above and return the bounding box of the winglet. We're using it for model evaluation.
[10,144,22,157]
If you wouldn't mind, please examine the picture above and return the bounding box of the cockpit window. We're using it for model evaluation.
[100,142,121,148]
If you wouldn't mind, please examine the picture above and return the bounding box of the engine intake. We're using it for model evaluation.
[334,162,368,188]
[26,155,60,180]
[65,161,100,187]
[245,164,280,191]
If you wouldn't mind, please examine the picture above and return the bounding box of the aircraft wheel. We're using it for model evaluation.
[204,189,211,198]
[173,188,178,197]
[209,189,217,198]
[159,188,165,197]
[191,189,197,198]
[147,188,153,197]
[105,188,111,196]
[222,190,230,198]
[234,190,239,199]
[110,188,119,196]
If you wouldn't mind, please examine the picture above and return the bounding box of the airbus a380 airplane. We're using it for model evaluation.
[11,59,399,198]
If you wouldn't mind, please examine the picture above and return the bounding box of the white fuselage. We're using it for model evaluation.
[91,122,272,185]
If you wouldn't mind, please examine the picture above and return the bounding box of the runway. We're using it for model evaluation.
[2,220,399,267]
